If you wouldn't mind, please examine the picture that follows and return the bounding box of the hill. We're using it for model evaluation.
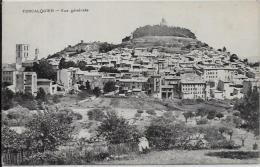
[132,25,196,39]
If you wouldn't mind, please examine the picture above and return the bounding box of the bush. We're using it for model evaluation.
[87,109,105,121]
[146,109,156,116]
[216,112,224,119]
[137,110,144,113]
[210,140,240,149]
[206,151,259,159]
[196,118,208,125]
[135,113,142,117]
[207,109,217,120]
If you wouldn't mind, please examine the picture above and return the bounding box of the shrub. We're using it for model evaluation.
[137,110,144,113]
[196,118,208,125]
[135,113,142,117]
[210,140,240,149]
[87,109,105,121]
[207,109,217,120]
[146,109,156,116]
[216,112,224,119]
[196,98,204,103]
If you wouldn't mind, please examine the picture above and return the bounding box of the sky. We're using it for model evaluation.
[2,1,260,63]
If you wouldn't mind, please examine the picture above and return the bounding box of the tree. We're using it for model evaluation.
[230,54,239,62]
[97,111,139,144]
[29,59,57,81]
[238,132,248,147]
[1,87,14,110]
[99,42,118,53]
[77,61,87,70]
[93,87,101,97]
[145,117,185,150]
[226,129,233,141]
[85,81,91,90]
[99,66,120,73]
[58,58,66,69]
[36,88,47,102]
[103,81,116,93]
[218,126,229,135]
[183,111,194,123]
[24,110,73,152]
[234,87,259,135]
[196,107,207,118]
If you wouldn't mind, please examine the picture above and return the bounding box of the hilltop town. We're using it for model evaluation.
[2,19,260,165]
[3,19,260,100]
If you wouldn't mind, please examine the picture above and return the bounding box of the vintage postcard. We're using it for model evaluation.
[1,0,260,165]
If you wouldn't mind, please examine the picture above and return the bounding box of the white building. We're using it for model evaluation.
[37,78,57,95]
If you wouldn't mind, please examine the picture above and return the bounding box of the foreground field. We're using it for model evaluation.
[98,149,260,165]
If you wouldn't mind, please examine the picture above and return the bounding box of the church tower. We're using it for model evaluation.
[16,44,29,69]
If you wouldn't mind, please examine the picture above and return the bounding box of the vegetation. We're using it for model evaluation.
[25,59,57,81]
[234,87,259,135]
[132,25,196,39]
[99,42,118,53]
[146,109,156,116]
[1,87,14,110]
[93,87,101,97]
[183,111,194,123]
[103,81,116,93]
[23,110,74,152]
[87,109,105,121]
[97,111,140,144]
[36,88,47,102]
[99,66,120,73]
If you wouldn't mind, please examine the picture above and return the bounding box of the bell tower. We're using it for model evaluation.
[16,44,29,69]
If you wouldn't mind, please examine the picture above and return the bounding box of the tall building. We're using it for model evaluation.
[16,44,29,69]
[16,71,37,96]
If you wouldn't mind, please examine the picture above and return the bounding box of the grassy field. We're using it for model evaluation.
[97,149,260,165]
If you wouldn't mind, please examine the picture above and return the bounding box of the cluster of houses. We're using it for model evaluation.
[2,43,260,101]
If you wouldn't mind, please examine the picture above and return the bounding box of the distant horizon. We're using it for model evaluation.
[2,1,260,63]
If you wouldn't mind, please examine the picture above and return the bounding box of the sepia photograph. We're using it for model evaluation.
[1,0,260,165]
